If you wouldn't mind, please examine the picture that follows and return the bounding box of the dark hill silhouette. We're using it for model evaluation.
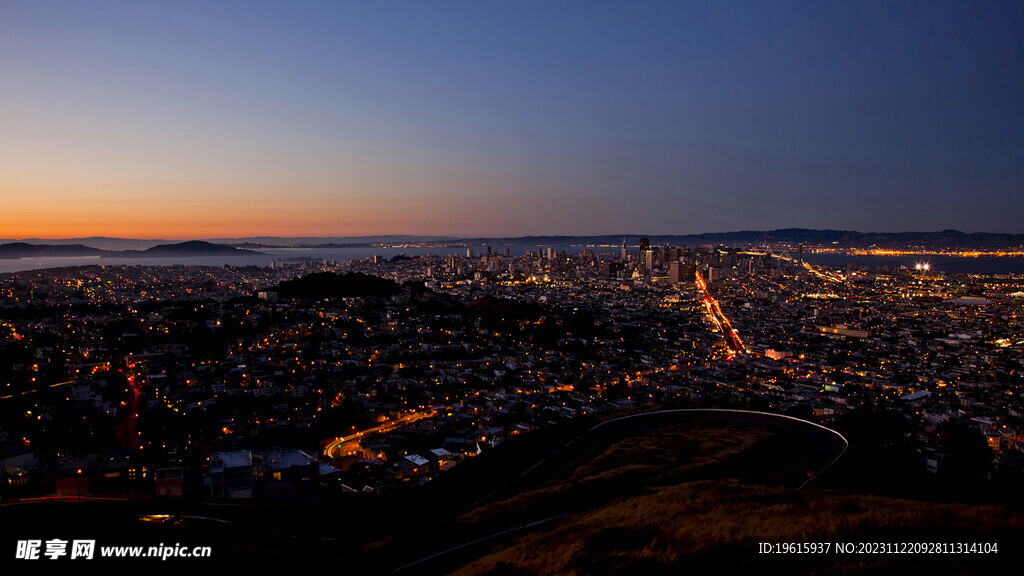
[115,240,259,257]
[0,240,260,259]
[0,243,106,259]
[276,272,400,299]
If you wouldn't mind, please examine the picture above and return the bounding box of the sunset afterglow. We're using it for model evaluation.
[2,2,1021,239]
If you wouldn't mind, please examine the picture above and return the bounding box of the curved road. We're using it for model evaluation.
[322,407,440,459]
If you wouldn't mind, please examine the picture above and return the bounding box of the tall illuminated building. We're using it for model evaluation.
[638,238,650,276]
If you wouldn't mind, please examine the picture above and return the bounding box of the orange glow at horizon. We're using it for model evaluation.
[0,182,513,240]
[0,207,448,240]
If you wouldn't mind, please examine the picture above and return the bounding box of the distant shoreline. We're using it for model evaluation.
[2,245,1024,276]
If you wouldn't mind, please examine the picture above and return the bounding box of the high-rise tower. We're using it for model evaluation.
[638,238,650,275]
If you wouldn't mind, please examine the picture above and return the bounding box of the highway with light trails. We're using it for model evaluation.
[322,407,441,459]
[695,270,745,356]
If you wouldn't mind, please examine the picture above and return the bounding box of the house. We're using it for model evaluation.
[154,467,184,497]
[999,429,1017,451]
[900,390,931,407]
[920,447,944,474]
[1,464,33,497]
[262,448,320,501]
[52,454,99,499]
[428,448,457,472]
[96,449,149,495]
[390,454,429,482]
[209,450,260,499]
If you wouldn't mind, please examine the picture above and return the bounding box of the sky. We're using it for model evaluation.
[1,1,1022,239]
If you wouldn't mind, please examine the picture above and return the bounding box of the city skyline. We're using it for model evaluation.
[2,240,1022,570]
[2,1,1023,239]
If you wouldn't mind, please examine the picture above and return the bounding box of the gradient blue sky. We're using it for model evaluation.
[2,1,1022,238]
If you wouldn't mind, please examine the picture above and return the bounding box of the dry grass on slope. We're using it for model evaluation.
[458,423,773,527]
[453,480,1024,576]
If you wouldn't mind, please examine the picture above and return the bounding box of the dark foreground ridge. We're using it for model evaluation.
[392,409,848,574]
[2,406,1021,572]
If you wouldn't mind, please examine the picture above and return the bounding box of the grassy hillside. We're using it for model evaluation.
[456,422,780,530]
[6,408,1018,573]
[452,480,1022,575]
[388,413,1020,575]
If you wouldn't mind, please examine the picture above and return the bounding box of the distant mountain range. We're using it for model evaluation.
[205,235,456,248]
[2,230,1024,255]
[0,235,457,251]
[454,229,1024,250]
[0,241,260,260]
